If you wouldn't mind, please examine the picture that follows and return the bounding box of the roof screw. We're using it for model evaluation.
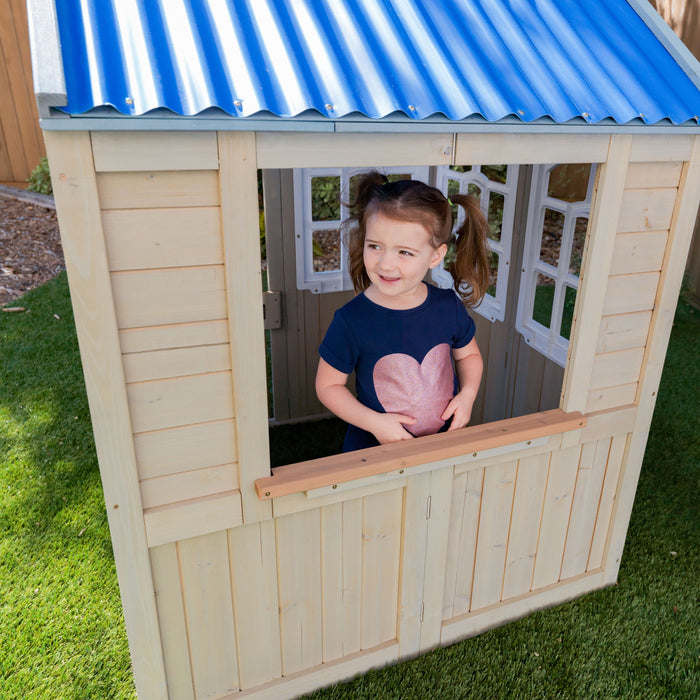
[125,97,134,105]
[582,112,590,118]
[234,99,243,108]
[639,113,645,118]
[325,103,334,111]
[408,104,416,111]
[265,491,270,497]
[517,109,524,115]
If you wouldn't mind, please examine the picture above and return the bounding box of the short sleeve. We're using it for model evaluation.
[452,294,476,349]
[319,309,357,375]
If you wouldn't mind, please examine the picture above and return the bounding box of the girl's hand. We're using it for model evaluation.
[441,390,475,431]
[372,413,417,444]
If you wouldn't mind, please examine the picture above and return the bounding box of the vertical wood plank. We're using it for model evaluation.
[362,489,403,649]
[229,520,282,689]
[276,509,323,675]
[399,473,430,657]
[451,467,484,618]
[588,434,628,570]
[560,439,611,579]
[420,467,453,652]
[321,499,363,662]
[178,532,239,698]
[149,544,195,700]
[43,130,168,699]
[603,137,700,584]
[218,131,272,523]
[562,135,632,413]
[531,445,581,589]
[501,452,550,600]
[470,461,517,610]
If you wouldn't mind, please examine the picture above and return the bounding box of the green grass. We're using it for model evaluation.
[2,274,698,699]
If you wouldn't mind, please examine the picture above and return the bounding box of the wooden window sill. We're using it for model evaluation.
[255,409,586,500]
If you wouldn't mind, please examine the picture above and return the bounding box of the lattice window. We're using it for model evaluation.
[293,167,429,293]
[433,164,519,322]
[516,163,597,367]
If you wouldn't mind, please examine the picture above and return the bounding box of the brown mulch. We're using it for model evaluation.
[0,197,64,307]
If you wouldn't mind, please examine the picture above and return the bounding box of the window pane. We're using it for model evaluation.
[570,217,588,276]
[487,191,504,242]
[541,208,565,266]
[482,164,508,183]
[561,285,577,340]
[468,183,481,199]
[547,164,591,203]
[450,164,472,173]
[311,176,340,221]
[488,251,498,296]
[312,229,341,271]
[533,274,556,330]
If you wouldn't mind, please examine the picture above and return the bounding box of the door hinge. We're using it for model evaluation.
[262,290,282,330]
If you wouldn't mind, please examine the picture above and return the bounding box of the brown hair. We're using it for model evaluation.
[344,170,490,307]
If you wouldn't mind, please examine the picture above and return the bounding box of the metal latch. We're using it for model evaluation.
[262,291,282,330]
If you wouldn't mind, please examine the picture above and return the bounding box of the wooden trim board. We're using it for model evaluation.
[256,409,586,500]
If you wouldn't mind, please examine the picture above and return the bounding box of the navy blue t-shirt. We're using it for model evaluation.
[319,284,476,451]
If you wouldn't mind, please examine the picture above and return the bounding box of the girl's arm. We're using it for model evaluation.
[315,358,416,444]
[441,337,483,431]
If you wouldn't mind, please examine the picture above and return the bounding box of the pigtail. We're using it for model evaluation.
[446,193,490,307]
[344,171,388,293]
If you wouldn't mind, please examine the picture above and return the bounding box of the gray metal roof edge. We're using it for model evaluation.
[39,113,700,134]
[626,0,700,91]
[27,0,67,119]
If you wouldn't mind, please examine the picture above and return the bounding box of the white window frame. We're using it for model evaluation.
[433,164,519,322]
[516,163,597,367]
[293,166,429,293]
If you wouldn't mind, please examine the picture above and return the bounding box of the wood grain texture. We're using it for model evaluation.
[44,130,168,699]
[218,131,272,523]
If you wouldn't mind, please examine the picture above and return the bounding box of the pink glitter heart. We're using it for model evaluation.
[373,343,454,436]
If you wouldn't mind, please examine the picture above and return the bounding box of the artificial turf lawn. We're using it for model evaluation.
[1,272,697,699]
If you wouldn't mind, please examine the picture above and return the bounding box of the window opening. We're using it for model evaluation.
[516,163,596,367]
[433,164,519,322]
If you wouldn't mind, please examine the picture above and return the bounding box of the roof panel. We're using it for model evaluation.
[52,0,700,125]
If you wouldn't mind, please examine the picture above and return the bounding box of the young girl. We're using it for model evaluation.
[316,171,490,452]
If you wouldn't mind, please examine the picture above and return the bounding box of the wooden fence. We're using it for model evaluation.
[0,0,45,187]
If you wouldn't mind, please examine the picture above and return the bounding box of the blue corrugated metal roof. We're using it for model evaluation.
[52,0,700,126]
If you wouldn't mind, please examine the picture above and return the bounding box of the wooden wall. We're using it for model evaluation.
[0,0,44,187]
[44,129,699,700]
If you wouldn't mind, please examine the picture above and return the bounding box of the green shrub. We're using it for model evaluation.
[26,157,53,196]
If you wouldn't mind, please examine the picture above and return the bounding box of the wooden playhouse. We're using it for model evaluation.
[29,0,700,698]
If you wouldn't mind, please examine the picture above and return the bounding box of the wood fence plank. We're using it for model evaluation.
[470,461,517,610]
[586,383,638,413]
[589,348,645,390]
[133,419,237,480]
[127,371,234,433]
[531,445,581,590]
[97,170,220,209]
[629,135,693,163]
[617,188,677,233]
[276,509,323,675]
[119,319,230,354]
[149,544,195,700]
[595,312,652,354]
[229,521,282,689]
[111,266,228,329]
[144,491,243,547]
[502,452,550,600]
[361,489,403,649]
[609,230,668,276]
[560,440,610,579]
[123,343,231,383]
[624,161,682,189]
[588,434,628,570]
[103,207,223,271]
[140,463,238,509]
[92,131,219,172]
[178,533,239,698]
[602,272,660,316]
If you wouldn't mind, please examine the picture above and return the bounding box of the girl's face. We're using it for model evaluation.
[363,211,447,309]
